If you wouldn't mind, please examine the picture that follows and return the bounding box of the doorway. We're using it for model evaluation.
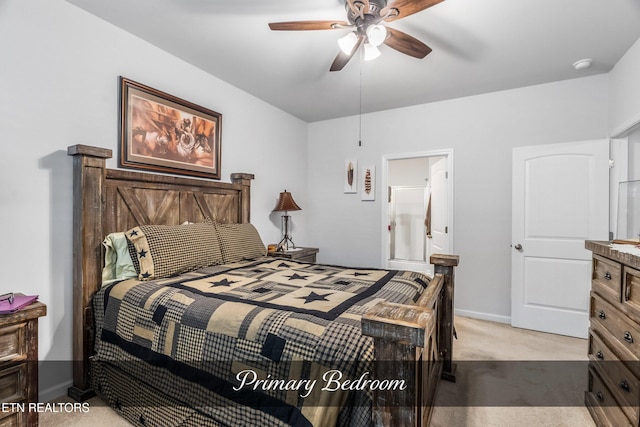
[382,151,453,276]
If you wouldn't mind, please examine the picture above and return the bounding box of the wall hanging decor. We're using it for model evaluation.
[119,76,222,179]
[361,164,375,201]
[344,159,358,193]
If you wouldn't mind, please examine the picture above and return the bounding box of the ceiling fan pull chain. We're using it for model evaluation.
[359,51,363,147]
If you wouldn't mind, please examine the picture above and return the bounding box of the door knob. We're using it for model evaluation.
[514,244,523,251]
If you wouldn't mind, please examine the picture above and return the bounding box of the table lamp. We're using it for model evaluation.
[273,190,301,251]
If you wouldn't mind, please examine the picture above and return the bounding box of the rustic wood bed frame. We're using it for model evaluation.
[67,144,459,427]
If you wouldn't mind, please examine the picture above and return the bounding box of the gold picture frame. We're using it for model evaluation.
[119,77,221,179]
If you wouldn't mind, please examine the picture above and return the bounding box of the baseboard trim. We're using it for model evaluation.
[40,379,72,403]
[455,309,511,325]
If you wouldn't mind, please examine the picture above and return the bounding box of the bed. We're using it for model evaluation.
[67,144,459,427]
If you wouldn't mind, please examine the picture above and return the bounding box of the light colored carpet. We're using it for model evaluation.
[430,316,595,427]
[40,316,595,427]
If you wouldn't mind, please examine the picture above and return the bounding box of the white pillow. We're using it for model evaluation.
[102,232,138,286]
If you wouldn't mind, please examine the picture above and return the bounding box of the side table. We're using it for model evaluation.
[267,247,319,263]
[0,299,47,427]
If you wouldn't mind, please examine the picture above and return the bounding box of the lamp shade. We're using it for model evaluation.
[363,43,381,61]
[273,190,301,212]
[366,24,387,47]
[338,32,358,55]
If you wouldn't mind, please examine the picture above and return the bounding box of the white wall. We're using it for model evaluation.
[388,158,430,187]
[0,0,308,401]
[307,75,609,323]
[609,35,640,236]
[630,130,640,181]
[609,37,640,137]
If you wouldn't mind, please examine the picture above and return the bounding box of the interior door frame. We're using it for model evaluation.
[381,149,455,271]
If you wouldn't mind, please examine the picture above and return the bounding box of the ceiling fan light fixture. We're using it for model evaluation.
[366,24,387,47]
[363,43,381,61]
[269,0,438,72]
[338,32,359,55]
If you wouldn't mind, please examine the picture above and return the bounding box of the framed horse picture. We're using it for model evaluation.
[118,77,222,179]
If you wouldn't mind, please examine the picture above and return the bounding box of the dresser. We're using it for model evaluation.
[0,300,47,427]
[586,241,640,427]
[267,247,319,263]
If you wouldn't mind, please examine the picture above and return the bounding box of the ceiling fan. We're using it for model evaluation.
[268,0,444,71]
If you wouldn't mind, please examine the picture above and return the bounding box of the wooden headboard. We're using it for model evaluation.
[67,144,254,400]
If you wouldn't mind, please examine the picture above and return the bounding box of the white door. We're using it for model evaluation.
[427,156,449,268]
[511,139,609,338]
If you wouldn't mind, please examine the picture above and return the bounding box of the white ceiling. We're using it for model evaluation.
[67,0,640,122]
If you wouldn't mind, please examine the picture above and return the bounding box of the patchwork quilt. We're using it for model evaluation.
[93,257,432,427]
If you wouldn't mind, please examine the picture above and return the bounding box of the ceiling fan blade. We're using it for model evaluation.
[330,36,364,71]
[384,27,432,58]
[381,0,444,22]
[269,20,349,31]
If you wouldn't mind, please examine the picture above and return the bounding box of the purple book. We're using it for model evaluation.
[0,294,39,314]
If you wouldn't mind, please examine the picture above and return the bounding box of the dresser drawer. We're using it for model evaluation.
[586,367,633,427]
[0,364,27,403]
[589,329,618,364]
[592,255,622,304]
[0,323,26,364]
[590,326,640,379]
[622,267,640,319]
[589,331,640,422]
[590,293,640,361]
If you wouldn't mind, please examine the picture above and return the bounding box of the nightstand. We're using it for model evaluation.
[268,247,319,263]
[0,299,46,427]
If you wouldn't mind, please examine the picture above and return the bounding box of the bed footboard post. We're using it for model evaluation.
[67,144,113,401]
[362,303,437,427]
[230,173,255,223]
[430,254,460,382]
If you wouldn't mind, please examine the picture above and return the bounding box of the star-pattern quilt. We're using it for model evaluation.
[93,257,432,427]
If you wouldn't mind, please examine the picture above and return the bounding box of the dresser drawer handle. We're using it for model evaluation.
[624,332,634,344]
[596,391,604,402]
[604,272,612,280]
[598,310,606,320]
[620,380,631,393]
[596,351,604,360]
